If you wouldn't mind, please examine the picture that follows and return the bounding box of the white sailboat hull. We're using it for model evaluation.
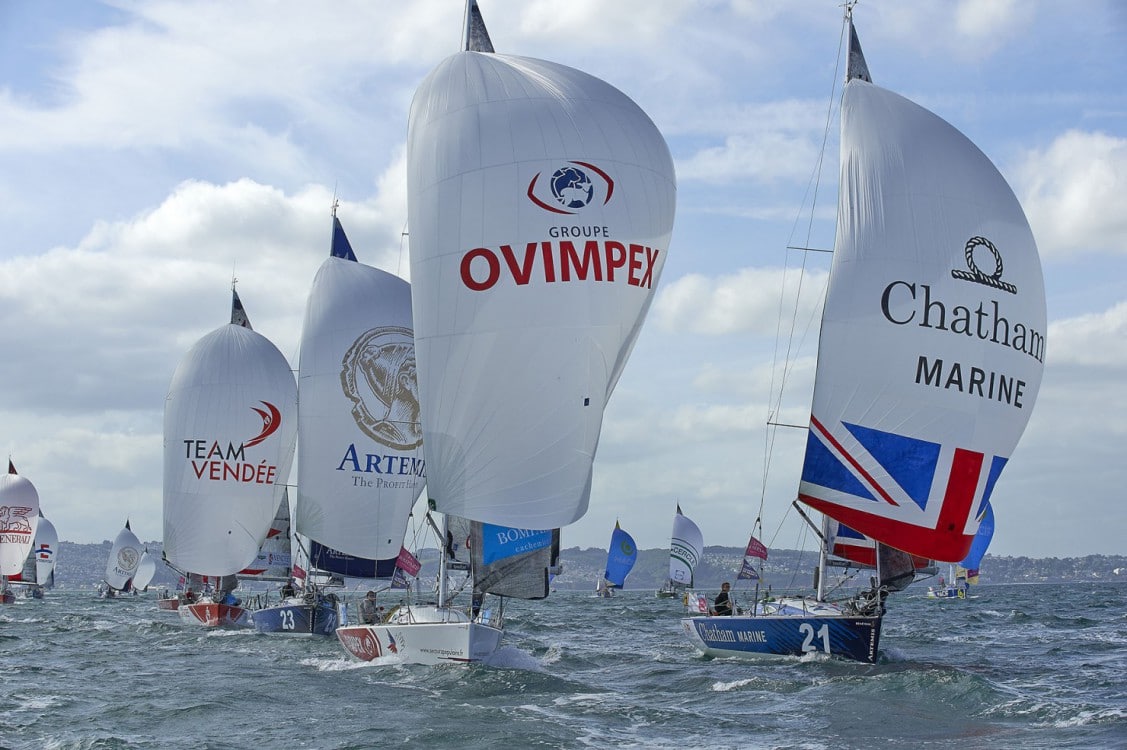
[336,606,503,665]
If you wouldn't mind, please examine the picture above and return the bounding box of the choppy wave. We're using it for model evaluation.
[0,582,1124,749]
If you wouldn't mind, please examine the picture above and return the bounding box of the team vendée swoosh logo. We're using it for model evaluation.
[243,401,282,448]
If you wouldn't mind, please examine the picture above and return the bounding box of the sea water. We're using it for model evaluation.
[1,583,1125,749]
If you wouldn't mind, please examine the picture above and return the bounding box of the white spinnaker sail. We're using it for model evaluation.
[407,44,676,530]
[133,549,156,591]
[34,516,58,585]
[669,510,704,587]
[797,29,1046,563]
[296,253,423,560]
[163,320,298,576]
[105,523,142,591]
[0,467,40,577]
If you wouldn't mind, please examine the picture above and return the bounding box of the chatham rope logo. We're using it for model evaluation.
[340,326,422,451]
[951,236,1017,294]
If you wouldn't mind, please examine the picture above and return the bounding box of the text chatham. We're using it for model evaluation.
[881,282,1045,363]
[460,240,661,291]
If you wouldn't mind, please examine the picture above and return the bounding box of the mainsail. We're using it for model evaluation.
[163,289,298,577]
[406,4,676,530]
[796,19,1046,563]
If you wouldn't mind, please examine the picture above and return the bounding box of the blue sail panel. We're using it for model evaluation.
[604,526,637,587]
[960,503,995,571]
[800,430,876,502]
[331,216,358,261]
[309,541,396,578]
[843,422,941,511]
[480,524,552,565]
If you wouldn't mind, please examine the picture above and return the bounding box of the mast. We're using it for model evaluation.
[439,514,450,607]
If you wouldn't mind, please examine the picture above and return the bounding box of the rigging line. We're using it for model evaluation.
[759,19,849,521]
[397,222,409,278]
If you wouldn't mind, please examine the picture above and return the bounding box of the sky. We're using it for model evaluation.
[0,0,1124,560]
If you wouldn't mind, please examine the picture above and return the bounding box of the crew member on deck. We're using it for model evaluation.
[712,582,733,616]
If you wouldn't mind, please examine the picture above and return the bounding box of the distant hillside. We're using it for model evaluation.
[46,541,1127,590]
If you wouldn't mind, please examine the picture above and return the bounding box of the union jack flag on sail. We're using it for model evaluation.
[799,417,1006,563]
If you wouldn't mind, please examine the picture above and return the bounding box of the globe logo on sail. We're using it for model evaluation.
[550,166,593,209]
[527,161,615,215]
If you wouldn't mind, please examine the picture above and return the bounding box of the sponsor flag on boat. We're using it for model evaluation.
[390,567,409,590]
[736,559,761,580]
[744,536,768,560]
[395,546,421,577]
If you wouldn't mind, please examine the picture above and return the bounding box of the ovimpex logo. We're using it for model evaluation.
[527,161,613,214]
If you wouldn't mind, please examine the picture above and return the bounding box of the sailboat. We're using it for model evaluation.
[256,209,419,636]
[337,0,674,665]
[100,520,143,598]
[657,505,704,598]
[681,9,1045,663]
[22,514,59,598]
[597,521,637,597]
[164,287,298,628]
[928,503,995,599]
[0,461,40,604]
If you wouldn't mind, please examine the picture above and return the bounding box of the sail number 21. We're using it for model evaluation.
[799,623,830,653]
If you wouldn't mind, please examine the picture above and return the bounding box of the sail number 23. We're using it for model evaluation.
[799,623,830,653]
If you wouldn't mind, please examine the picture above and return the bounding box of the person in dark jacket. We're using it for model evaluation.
[712,582,733,616]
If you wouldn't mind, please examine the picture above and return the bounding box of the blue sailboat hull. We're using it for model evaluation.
[251,598,344,636]
[680,613,882,664]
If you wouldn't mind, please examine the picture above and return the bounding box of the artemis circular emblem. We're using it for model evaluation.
[117,547,139,571]
[340,326,422,451]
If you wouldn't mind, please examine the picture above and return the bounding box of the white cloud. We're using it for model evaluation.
[653,266,828,336]
[1046,301,1127,367]
[1016,130,1127,259]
